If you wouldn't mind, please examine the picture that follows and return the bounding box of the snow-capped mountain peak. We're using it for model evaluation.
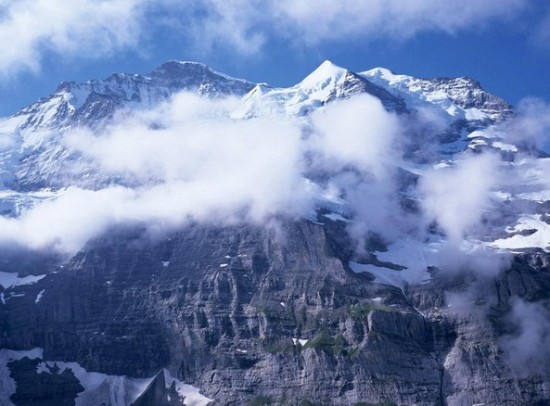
[361,67,513,123]
[232,60,406,118]
[13,60,256,136]
[298,59,349,90]
[149,60,254,92]
[0,59,524,196]
[363,67,407,85]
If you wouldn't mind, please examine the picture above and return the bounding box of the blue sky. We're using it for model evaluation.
[0,0,549,117]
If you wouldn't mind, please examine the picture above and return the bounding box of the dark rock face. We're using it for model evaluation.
[423,76,513,120]
[132,371,185,406]
[7,358,84,406]
[2,218,550,405]
[332,71,408,114]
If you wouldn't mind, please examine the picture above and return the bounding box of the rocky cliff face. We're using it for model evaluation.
[2,217,549,405]
[1,61,550,406]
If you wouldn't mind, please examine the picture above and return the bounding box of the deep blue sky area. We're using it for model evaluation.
[0,1,549,117]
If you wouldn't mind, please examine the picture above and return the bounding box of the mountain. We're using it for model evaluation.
[0,61,256,193]
[0,60,518,194]
[232,60,407,118]
[1,60,549,406]
[16,60,255,132]
[361,67,513,123]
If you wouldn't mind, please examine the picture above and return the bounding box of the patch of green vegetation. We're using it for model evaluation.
[347,346,361,358]
[250,395,274,405]
[302,333,334,352]
[349,303,376,319]
[332,335,346,354]
[348,303,395,320]
[295,305,308,328]
[258,305,278,318]
[262,338,296,354]
[302,333,353,356]
[303,316,318,330]
[300,401,326,406]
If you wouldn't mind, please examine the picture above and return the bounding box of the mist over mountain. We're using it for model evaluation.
[0,60,549,406]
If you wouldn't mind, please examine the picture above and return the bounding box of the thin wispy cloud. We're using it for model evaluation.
[170,0,528,55]
[266,0,526,44]
[0,92,405,254]
[0,0,146,77]
[0,0,533,78]
[531,6,550,50]
[420,153,502,247]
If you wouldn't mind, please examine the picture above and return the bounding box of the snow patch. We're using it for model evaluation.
[299,60,347,90]
[33,361,211,406]
[164,369,212,406]
[233,60,350,118]
[0,271,46,290]
[349,238,438,289]
[491,215,550,251]
[35,290,45,304]
[37,361,157,406]
[516,190,550,202]
[492,141,518,152]
[322,212,349,222]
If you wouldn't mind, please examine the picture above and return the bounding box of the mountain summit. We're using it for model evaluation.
[0,60,549,406]
[16,60,255,133]
[362,66,513,122]
[234,60,406,118]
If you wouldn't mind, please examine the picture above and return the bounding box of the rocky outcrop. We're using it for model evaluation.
[2,217,549,405]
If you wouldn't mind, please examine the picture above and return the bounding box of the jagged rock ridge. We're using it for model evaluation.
[0,60,549,406]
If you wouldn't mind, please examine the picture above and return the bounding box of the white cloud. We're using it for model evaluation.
[420,153,502,246]
[501,98,550,153]
[310,95,400,176]
[182,0,266,56]
[0,0,146,77]
[0,90,543,265]
[270,0,525,44]
[0,92,410,254]
[532,6,550,49]
[0,92,313,253]
[308,95,408,242]
[500,298,550,375]
[0,0,531,78]
[172,0,527,54]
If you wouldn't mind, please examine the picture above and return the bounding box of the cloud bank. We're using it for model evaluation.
[420,153,502,246]
[501,98,550,153]
[0,0,533,78]
[0,93,307,252]
[1,78,550,379]
[0,90,542,261]
[0,92,407,254]
[0,0,148,78]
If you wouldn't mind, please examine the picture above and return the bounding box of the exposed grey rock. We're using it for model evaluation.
[1,61,549,406]
[1,218,549,405]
